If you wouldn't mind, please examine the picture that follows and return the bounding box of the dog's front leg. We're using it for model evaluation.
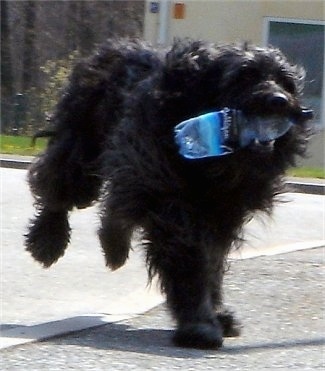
[210,265,242,338]
[145,212,224,349]
[99,202,134,271]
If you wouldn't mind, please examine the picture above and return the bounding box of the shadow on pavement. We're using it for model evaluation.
[46,322,325,359]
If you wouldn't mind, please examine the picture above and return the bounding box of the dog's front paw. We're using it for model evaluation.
[216,309,242,337]
[173,322,223,349]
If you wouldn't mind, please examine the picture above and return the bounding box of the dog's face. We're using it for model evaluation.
[157,40,313,157]
[212,44,313,153]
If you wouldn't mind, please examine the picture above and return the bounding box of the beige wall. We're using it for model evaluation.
[144,0,324,46]
[163,1,265,44]
[144,0,324,169]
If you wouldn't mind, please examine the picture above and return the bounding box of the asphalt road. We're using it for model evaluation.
[1,248,324,370]
[1,167,324,370]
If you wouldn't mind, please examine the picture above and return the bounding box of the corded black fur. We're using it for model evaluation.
[25,38,312,349]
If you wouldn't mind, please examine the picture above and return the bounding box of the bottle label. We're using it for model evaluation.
[174,110,236,159]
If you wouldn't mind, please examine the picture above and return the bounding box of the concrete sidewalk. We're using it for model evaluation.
[1,246,324,370]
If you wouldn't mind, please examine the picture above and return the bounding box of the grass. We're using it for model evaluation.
[0,135,48,156]
[0,135,324,179]
[286,167,324,179]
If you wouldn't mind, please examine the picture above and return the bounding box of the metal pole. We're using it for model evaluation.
[157,0,170,46]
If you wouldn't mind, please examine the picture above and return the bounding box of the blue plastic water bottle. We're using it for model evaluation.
[174,108,295,159]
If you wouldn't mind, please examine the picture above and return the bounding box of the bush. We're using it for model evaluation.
[16,52,79,136]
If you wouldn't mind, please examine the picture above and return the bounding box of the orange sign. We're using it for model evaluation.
[174,2,185,19]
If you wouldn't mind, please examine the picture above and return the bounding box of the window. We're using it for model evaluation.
[264,18,325,130]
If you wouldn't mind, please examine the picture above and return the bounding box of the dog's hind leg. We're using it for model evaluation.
[25,207,71,267]
[25,59,108,266]
[25,138,96,266]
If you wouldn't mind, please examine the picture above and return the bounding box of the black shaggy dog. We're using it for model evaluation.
[26,39,313,349]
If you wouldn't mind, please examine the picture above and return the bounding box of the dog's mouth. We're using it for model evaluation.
[244,108,313,153]
[238,114,293,148]
[249,138,275,153]
[242,115,291,153]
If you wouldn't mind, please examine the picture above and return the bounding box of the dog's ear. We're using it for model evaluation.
[163,39,215,89]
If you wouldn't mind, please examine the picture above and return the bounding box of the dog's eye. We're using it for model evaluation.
[277,71,298,95]
[238,67,261,84]
[282,79,297,95]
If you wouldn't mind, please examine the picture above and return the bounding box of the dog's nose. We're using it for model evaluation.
[268,93,289,108]
[300,108,314,120]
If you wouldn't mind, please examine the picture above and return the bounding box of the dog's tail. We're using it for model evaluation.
[30,130,55,147]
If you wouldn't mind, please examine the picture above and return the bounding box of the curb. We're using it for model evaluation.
[1,156,324,195]
[1,158,31,170]
[285,180,324,195]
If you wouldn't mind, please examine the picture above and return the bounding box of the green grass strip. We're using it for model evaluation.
[0,135,48,156]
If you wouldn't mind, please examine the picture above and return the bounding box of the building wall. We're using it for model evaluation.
[144,0,324,169]
[144,0,324,45]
